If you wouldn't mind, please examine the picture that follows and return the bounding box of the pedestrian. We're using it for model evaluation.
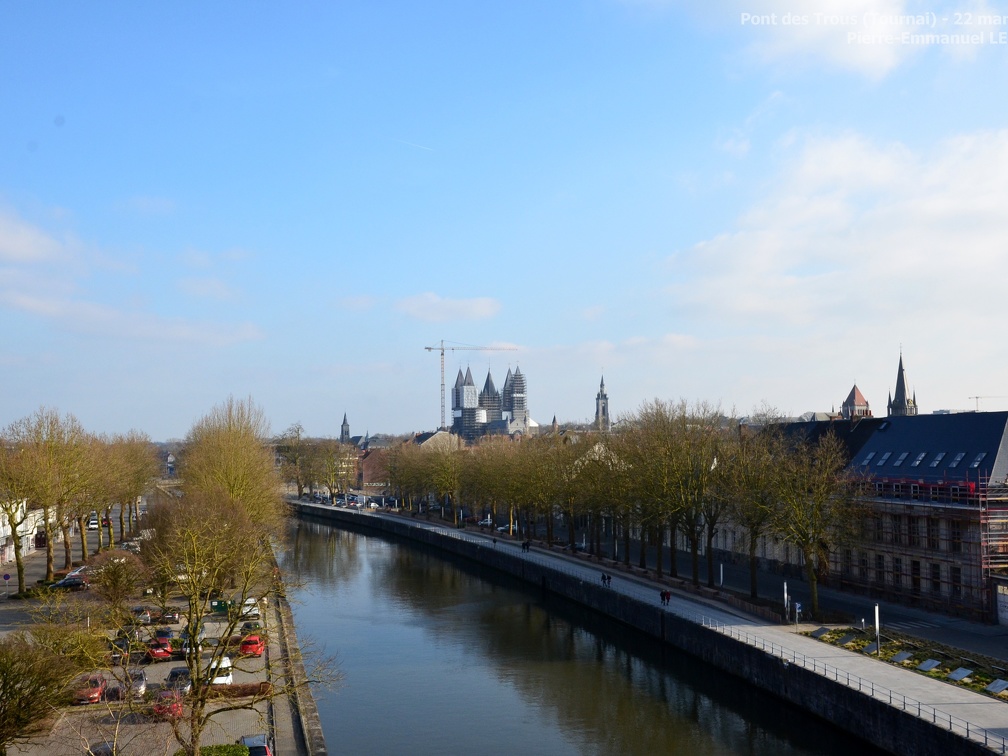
[601,572,607,586]
[492,537,497,548]
[606,574,612,587]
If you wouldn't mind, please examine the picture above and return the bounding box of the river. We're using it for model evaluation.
[280,519,881,756]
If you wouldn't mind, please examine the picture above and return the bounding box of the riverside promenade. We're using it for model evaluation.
[295,500,1008,756]
[0,525,319,756]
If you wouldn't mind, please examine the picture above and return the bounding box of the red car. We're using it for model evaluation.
[146,639,173,662]
[239,634,265,657]
[152,689,183,719]
[74,675,107,705]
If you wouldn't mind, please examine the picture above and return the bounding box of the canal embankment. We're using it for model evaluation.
[292,501,1008,756]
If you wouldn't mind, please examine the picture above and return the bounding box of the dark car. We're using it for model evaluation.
[153,608,181,624]
[52,575,88,591]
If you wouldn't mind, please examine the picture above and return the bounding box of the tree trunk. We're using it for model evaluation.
[60,522,73,570]
[12,531,25,594]
[668,521,679,579]
[638,527,647,569]
[654,525,664,578]
[748,530,759,599]
[690,530,700,586]
[118,504,126,543]
[705,528,716,588]
[622,525,631,567]
[77,515,89,562]
[44,516,55,583]
[804,549,820,616]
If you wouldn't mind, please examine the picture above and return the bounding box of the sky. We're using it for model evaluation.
[4,1,1008,441]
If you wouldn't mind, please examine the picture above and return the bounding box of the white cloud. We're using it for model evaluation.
[396,292,501,322]
[666,127,1008,407]
[0,210,66,263]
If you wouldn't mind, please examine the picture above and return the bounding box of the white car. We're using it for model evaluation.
[239,598,260,619]
[478,517,493,527]
[208,656,232,685]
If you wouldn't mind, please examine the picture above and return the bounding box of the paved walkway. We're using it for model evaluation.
[331,505,1008,754]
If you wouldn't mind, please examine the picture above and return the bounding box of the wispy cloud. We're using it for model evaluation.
[669,128,1008,339]
[0,210,66,263]
[396,292,501,322]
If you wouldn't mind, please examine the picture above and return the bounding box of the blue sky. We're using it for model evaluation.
[4,1,1008,440]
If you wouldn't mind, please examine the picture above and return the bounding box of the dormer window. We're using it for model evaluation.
[893,452,909,467]
[911,452,928,467]
[861,452,876,466]
[971,452,988,469]
[929,452,946,468]
[948,452,966,468]
[876,452,892,466]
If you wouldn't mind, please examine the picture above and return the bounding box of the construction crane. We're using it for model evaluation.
[425,340,517,430]
[969,396,1008,411]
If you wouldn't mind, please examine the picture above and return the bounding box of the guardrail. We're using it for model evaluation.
[308,503,1008,754]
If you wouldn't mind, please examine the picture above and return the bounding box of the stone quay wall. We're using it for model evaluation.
[293,503,992,756]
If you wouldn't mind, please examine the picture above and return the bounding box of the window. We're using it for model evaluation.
[949,452,966,468]
[876,451,892,466]
[875,554,886,584]
[892,483,903,498]
[892,557,903,588]
[951,566,962,599]
[929,452,947,468]
[927,518,939,550]
[930,563,941,593]
[911,560,921,596]
[911,452,928,467]
[891,514,903,545]
[950,520,962,553]
[874,515,884,542]
[860,451,876,466]
[911,483,920,501]
[893,452,909,467]
[971,452,988,469]
[859,553,868,580]
[908,516,920,547]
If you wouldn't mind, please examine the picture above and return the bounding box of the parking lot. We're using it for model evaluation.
[1,517,301,756]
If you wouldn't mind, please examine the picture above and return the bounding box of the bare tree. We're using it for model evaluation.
[4,408,90,582]
[772,430,860,616]
[0,631,80,756]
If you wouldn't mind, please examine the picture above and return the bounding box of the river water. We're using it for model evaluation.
[280,519,879,756]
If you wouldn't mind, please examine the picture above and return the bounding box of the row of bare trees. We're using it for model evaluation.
[274,423,360,499]
[385,400,859,617]
[0,408,161,593]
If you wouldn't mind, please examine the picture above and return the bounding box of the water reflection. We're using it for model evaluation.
[281,519,880,756]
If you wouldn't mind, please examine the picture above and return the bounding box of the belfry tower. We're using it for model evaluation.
[595,376,611,431]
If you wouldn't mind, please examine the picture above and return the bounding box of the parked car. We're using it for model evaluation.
[239,634,265,657]
[101,515,111,527]
[208,656,233,685]
[52,575,88,591]
[114,668,147,700]
[74,674,107,705]
[146,639,173,662]
[233,598,260,620]
[130,606,152,625]
[496,524,512,533]
[241,620,264,635]
[152,626,174,642]
[87,514,99,530]
[164,667,191,694]
[153,608,180,624]
[478,517,493,527]
[152,689,183,718]
[238,734,274,756]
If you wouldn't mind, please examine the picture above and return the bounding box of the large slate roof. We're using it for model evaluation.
[851,411,1008,485]
[779,412,1008,486]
